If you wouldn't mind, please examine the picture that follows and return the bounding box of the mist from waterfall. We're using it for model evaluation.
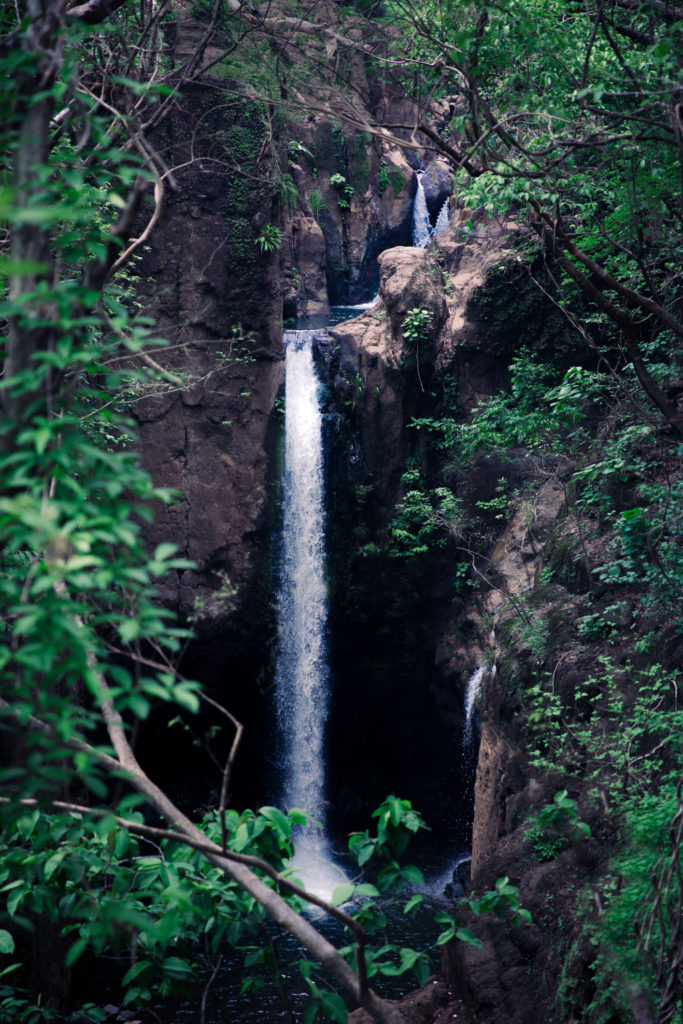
[275,329,346,900]
[412,173,432,248]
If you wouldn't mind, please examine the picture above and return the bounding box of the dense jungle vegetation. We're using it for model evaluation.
[1,0,682,1021]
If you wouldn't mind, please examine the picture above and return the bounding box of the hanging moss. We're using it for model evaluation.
[467,257,582,358]
[213,97,272,277]
[350,131,371,193]
[311,121,347,174]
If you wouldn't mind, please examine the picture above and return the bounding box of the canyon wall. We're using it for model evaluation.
[132,8,614,1020]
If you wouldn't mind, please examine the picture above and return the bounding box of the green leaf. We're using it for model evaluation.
[66,937,88,967]
[414,957,429,986]
[303,1002,319,1024]
[455,927,483,948]
[153,542,179,561]
[16,810,39,840]
[163,956,193,977]
[436,927,456,946]
[331,883,354,906]
[288,808,308,826]
[6,886,25,917]
[403,894,423,915]
[400,864,424,885]
[319,990,348,1023]
[34,426,51,455]
[354,883,380,898]
[44,849,68,880]
[355,841,375,867]
[171,683,200,714]
[126,692,151,719]
[0,930,15,955]
[118,618,140,643]
[259,806,291,841]
[123,959,153,986]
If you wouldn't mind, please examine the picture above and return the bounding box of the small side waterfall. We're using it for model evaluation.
[434,199,450,237]
[275,329,346,899]
[463,665,485,749]
[412,173,432,248]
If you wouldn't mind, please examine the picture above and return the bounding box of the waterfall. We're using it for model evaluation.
[412,173,432,248]
[463,665,485,748]
[275,329,346,900]
[434,198,450,237]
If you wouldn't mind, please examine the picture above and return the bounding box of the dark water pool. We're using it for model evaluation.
[285,299,380,333]
[163,841,469,1024]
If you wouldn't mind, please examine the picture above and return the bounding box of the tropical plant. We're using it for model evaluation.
[310,188,327,220]
[256,222,283,252]
[390,467,463,558]
[330,172,354,209]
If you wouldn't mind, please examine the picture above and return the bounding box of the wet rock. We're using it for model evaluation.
[453,857,472,888]
[349,977,450,1024]
[444,881,465,900]
[421,159,453,216]
[433,1000,470,1024]
[329,245,447,505]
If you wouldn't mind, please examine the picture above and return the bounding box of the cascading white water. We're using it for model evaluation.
[434,199,450,237]
[333,292,380,313]
[275,329,346,900]
[412,173,432,248]
[463,665,485,748]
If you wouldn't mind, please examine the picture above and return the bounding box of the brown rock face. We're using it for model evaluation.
[328,246,448,503]
[349,979,456,1024]
[136,350,282,627]
[132,69,285,637]
[280,108,421,313]
[421,158,453,216]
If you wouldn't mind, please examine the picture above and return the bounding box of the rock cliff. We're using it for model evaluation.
[131,9,639,1021]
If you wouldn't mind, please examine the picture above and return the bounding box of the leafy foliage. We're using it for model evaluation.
[256,223,284,252]
[389,467,463,558]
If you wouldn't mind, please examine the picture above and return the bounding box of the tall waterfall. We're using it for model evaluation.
[275,329,345,899]
[412,173,432,248]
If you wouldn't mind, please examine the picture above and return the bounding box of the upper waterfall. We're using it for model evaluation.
[412,173,432,248]
[434,198,450,236]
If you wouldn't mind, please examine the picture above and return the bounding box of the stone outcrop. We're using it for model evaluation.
[280,121,419,313]
[421,158,453,216]
[349,978,467,1024]
[135,351,282,628]
[328,245,448,502]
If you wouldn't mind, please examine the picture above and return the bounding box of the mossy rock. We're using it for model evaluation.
[468,258,584,359]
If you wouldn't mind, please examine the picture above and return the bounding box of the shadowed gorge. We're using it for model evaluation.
[1,1,682,1022]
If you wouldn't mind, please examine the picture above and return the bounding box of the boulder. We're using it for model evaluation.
[421,159,453,216]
